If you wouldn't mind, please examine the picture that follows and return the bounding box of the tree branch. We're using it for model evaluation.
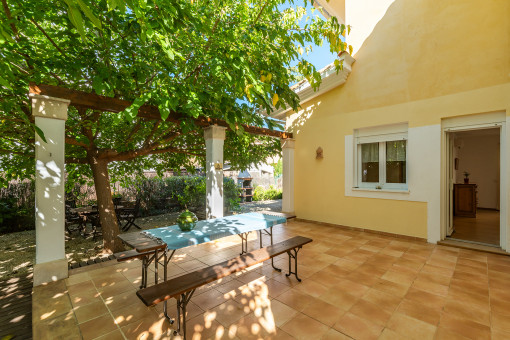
[29,18,68,58]
[1,0,19,40]
[65,157,88,164]
[65,136,89,148]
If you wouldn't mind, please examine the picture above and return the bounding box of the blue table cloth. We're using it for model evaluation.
[142,212,286,250]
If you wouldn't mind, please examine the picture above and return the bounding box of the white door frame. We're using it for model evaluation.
[441,117,506,250]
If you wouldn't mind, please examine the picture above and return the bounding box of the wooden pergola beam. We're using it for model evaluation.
[29,83,292,139]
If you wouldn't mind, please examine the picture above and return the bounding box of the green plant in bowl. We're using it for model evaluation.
[176,210,198,231]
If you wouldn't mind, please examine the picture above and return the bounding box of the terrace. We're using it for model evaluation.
[33,219,510,340]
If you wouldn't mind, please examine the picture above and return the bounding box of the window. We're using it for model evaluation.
[355,124,408,190]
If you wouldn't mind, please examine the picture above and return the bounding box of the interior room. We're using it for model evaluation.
[449,128,500,246]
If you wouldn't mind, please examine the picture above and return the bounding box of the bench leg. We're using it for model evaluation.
[286,247,302,282]
[140,256,147,289]
[258,227,282,272]
[174,290,195,339]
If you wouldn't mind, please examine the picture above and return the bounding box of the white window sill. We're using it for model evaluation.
[352,187,410,194]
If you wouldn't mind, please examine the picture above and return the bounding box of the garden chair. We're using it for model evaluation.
[120,198,142,231]
[64,205,84,236]
[90,213,102,241]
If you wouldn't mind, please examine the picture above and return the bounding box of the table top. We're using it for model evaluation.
[118,212,287,252]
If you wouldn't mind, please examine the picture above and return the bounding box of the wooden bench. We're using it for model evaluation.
[137,236,312,339]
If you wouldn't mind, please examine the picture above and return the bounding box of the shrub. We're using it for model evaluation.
[252,185,282,201]
[125,176,240,217]
[0,181,35,233]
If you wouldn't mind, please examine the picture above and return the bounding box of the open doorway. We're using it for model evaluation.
[446,128,500,246]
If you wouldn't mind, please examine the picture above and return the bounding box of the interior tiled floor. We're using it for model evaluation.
[33,220,510,340]
[452,209,500,246]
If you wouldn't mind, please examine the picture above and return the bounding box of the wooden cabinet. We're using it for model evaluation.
[454,184,477,217]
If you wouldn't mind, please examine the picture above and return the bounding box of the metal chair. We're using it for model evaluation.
[120,198,142,231]
[65,205,85,236]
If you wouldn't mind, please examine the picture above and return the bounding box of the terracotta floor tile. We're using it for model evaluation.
[449,278,489,296]
[345,270,381,286]
[447,287,490,309]
[333,279,370,298]
[491,297,510,316]
[492,312,510,333]
[192,288,229,311]
[443,299,490,326]
[93,329,125,340]
[79,314,118,340]
[405,287,446,310]
[372,279,410,297]
[333,311,383,340]
[348,299,391,326]
[209,299,250,327]
[378,328,410,340]
[395,299,442,325]
[490,287,510,303]
[439,313,491,340]
[318,287,359,311]
[411,278,449,296]
[66,280,96,296]
[302,298,345,327]
[435,327,472,340]
[457,257,487,270]
[420,263,454,277]
[65,272,91,287]
[33,312,82,340]
[455,263,488,276]
[111,302,161,328]
[73,300,109,324]
[361,288,402,312]
[321,328,352,340]
[381,269,415,286]
[280,312,330,340]
[453,270,488,283]
[120,314,172,340]
[386,313,436,340]
[266,299,298,328]
[33,293,74,323]
[68,287,102,308]
[275,288,315,312]
[258,278,290,298]
[293,278,329,298]
[231,311,277,339]
[104,289,146,312]
[491,328,510,340]
[97,278,136,299]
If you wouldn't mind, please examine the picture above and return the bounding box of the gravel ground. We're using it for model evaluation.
[0,199,282,280]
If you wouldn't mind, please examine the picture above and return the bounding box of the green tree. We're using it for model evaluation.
[0,0,351,252]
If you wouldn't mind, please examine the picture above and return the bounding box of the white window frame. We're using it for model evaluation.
[354,125,408,191]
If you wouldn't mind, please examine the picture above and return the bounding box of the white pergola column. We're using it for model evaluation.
[30,94,70,286]
[281,138,295,214]
[204,125,226,219]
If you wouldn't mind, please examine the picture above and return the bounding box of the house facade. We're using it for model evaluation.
[274,0,510,250]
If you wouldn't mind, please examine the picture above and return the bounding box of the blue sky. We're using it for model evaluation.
[279,2,339,70]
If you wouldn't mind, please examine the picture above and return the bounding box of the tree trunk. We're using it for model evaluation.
[88,153,123,253]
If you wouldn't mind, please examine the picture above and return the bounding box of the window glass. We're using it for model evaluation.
[386,140,406,183]
[361,143,379,182]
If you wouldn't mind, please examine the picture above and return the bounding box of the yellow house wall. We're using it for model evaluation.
[289,0,510,239]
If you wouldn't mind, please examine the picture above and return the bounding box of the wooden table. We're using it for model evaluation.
[118,212,288,289]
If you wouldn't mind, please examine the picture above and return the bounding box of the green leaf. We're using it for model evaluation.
[34,125,47,143]
[0,76,12,89]
[67,4,86,40]
[76,0,102,29]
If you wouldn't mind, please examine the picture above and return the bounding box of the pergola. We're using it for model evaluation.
[29,84,295,286]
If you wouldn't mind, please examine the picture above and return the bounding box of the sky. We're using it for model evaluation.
[278,2,339,70]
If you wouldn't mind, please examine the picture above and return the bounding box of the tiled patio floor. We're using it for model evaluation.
[33,220,510,339]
